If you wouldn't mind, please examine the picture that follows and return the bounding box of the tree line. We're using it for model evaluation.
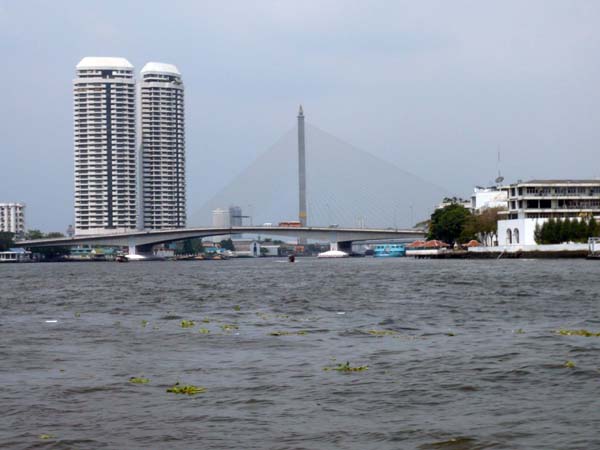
[534,217,598,244]
[428,203,502,245]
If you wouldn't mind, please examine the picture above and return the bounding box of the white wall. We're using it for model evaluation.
[498,218,547,246]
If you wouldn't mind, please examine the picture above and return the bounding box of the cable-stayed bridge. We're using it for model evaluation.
[190,123,448,229]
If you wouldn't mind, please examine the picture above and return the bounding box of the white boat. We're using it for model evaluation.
[317,250,349,258]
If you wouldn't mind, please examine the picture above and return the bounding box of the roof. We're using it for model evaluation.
[518,179,600,185]
[141,62,180,75]
[76,57,133,70]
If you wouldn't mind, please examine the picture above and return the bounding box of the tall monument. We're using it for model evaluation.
[297,105,307,244]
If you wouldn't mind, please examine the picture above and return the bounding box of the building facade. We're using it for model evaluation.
[140,62,186,230]
[0,203,25,235]
[470,186,508,213]
[497,180,600,246]
[74,57,137,235]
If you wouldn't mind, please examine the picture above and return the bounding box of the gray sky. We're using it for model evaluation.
[1,1,600,231]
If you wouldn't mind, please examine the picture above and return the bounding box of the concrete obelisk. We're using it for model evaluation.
[298,105,307,245]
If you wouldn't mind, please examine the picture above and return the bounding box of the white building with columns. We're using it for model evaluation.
[497,180,600,246]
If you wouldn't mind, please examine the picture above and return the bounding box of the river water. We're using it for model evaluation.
[1,258,599,449]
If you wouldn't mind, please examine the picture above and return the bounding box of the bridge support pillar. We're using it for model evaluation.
[332,241,352,254]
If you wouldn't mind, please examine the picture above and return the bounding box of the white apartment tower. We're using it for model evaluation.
[74,57,137,235]
[0,203,25,235]
[140,62,186,229]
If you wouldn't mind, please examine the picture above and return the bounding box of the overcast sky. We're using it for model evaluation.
[1,1,600,231]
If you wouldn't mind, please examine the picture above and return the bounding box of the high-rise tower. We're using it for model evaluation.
[298,105,307,232]
[140,62,186,229]
[74,57,137,235]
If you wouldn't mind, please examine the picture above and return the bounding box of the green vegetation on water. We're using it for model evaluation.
[557,329,600,337]
[323,361,369,372]
[180,320,195,328]
[269,330,307,336]
[129,376,150,384]
[166,383,206,395]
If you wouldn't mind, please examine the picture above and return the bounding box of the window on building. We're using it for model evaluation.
[514,228,519,244]
[507,229,512,244]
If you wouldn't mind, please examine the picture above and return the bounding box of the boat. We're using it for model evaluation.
[317,250,349,258]
[373,244,406,257]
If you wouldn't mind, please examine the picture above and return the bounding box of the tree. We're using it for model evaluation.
[588,217,599,238]
[428,203,472,245]
[220,238,235,251]
[534,223,542,244]
[469,207,502,245]
[25,229,44,240]
[0,232,15,251]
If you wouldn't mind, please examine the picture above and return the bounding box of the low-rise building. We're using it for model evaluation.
[0,203,25,235]
[0,248,32,262]
[497,180,600,246]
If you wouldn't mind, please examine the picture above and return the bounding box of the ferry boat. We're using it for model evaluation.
[373,244,405,257]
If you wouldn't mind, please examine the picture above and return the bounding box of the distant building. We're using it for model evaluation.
[436,198,471,211]
[212,208,230,228]
[74,57,137,235]
[470,186,508,213]
[498,180,600,246]
[212,208,230,242]
[0,203,25,235]
[229,206,243,226]
[140,62,186,230]
[232,239,262,257]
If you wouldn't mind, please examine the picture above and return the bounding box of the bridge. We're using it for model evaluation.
[16,226,425,255]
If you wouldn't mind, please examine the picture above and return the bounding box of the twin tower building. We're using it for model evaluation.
[74,57,186,236]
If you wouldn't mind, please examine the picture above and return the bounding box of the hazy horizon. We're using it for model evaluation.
[2,1,600,231]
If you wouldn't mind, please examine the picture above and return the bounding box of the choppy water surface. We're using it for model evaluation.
[1,258,599,449]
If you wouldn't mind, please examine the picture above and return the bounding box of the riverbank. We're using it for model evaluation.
[408,243,591,259]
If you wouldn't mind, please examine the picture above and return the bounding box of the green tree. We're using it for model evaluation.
[428,203,472,245]
[573,219,587,243]
[0,232,15,251]
[534,223,542,244]
[25,229,44,240]
[220,238,235,251]
[559,218,572,243]
[588,217,599,238]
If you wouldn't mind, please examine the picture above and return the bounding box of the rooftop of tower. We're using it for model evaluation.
[141,62,181,76]
[76,57,134,70]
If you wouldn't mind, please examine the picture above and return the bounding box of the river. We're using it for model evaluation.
[1,258,599,449]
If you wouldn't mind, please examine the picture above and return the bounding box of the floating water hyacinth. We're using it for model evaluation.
[220,324,238,332]
[166,382,206,395]
[269,330,307,336]
[367,330,396,336]
[129,377,150,384]
[39,434,55,440]
[202,318,211,323]
[564,360,576,368]
[180,320,195,328]
[198,328,210,334]
[233,305,241,311]
[323,361,369,372]
[141,320,148,327]
[557,329,600,337]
